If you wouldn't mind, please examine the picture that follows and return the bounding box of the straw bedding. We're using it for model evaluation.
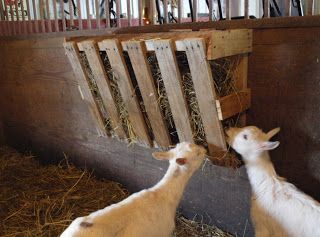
[0,147,232,237]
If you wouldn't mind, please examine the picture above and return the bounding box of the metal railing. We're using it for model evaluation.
[0,0,319,36]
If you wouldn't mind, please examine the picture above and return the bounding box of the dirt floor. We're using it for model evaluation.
[0,146,233,237]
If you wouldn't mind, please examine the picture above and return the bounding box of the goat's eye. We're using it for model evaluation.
[243,134,248,140]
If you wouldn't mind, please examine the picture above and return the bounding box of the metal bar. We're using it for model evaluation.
[285,0,291,16]
[192,0,197,22]
[76,0,82,30]
[60,0,66,31]
[264,0,270,18]
[40,0,46,32]
[95,0,100,28]
[104,0,110,28]
[45,0,52,32]
[226,0,231,20]
[53,0,58,31]
[69,0,74,26]
[244,0,249,19]
[116,0,121,27]
[163,0,168,23]
[138,0,142,25]
[177,0,182,23]
[127,0,130,26]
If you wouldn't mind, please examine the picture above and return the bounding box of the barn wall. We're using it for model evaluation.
[0,25,320,236]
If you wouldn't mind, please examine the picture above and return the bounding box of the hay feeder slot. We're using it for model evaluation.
[64,29,252,166]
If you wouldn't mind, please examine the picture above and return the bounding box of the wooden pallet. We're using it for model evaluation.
[64,29,252,162]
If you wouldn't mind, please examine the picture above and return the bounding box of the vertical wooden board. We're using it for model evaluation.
[264,0,270,18]
[77,0,83,30]
[208,29,252,60]
[63,41,107,137]
[183,38,227,155]
[285,0,292,16]
[123,40,171,147]
[153,39,194,143]
[233,54,249,127]
[100,39,152,146]
[80,41,127,139]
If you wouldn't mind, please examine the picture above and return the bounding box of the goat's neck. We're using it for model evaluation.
[245,152,278,197]
[152,164,192,210]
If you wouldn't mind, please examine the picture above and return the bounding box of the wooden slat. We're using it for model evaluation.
[226,0,231,20]
[208,29,253,60]
[69,0,74,27]
[20,0,27,34]
[216,89,251,120]
[0,0,5,21]
[285,0,292,16]
[153,39,193,142]
[63,41,107,137]
[95,0,100,29]
[3,1,11,35]
[85,0,91,29]
[100,39,152,146]
[9,0,16,35]
[233,54,249,126]
[46,0,52,32]
[79,41,127,139]
[307,0,314,15]
[244,0,249,19]
[149,0,154,24]
[40,0,46,32]
[104,0,110,28]
[53,0,59,31]
[123,40,171,147]
[183,38,227,155]
[116,0,121,27]
[14,0,21,34]
[60,0,66,31]
[264,0,270,18]
[77,0,83,30]
[127,0,131,26]
[192,0,197,22]
[163,0,168,23]
[138,0,142,26]
[208,0,213,21]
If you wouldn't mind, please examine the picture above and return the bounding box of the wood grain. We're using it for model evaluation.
[123,40,171,147]
[183,38,227,154]
[153,39,194,143]
[63,41,107,137]
[100,39,152,146]
[79,40,127,139]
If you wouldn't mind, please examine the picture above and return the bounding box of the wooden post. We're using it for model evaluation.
[60,0,66,31]
[100,39,152,146]
[192,0,197,22]
[183,38,227,155]
[307,0,314,15]
[39,0,46,32]
[64,42,108,137]
[285,0,292,16]
[85,0,91,29]
[9,0,16,35]
[163,0,168,23]
[226,0,231,20]
[177,0,182,23]
[127,0,131,26]
[264,0,270,18]
[153,39,194,143]
[116,0,121,27]
[138,0,142,26]
[104,0,110,28]
[77,0,83,30]
[14,0,21,34]
[53,0,59,31]
[208,0,213,21]
[46,0,52,32]
[80,41,127,139]
[244,0,249,19]
[95,0,100,29]
[21,0,27,34]
[69,0,74,27]
[123,40,171,147]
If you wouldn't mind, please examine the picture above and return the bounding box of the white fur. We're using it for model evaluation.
[226,126,320,237]
[60,142,206,237]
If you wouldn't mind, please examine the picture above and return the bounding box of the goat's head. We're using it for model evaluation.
[152,142,207,171]
[225,126,280,161]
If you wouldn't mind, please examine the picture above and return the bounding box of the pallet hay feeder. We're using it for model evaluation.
[64,29,252,167]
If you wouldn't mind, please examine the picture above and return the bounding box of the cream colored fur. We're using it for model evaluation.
[226,126,320,237]
[60,142,206,237]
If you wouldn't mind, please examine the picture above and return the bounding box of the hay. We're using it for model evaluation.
[0,147,233,237]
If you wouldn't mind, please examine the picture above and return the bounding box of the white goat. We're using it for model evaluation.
[226,126,320,237]
[60,142,206,237]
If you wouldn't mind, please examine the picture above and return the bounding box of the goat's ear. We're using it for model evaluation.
[266,127,280,140]
[176,158,187,166]
[152,151,173,160]
[259,141,280,151]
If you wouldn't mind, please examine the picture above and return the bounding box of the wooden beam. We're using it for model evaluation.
[122,40,171,147]
[208,29,252,60]
[215,89,251,120]
[79,40,127,139]
[183,38,227,154]
[100,39,152,146]
[153,39,194,143]
[63,41,107,137]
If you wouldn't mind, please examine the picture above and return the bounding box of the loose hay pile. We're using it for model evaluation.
[0,147,232,237]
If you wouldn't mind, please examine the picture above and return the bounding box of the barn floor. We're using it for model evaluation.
[0,147,232,237]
